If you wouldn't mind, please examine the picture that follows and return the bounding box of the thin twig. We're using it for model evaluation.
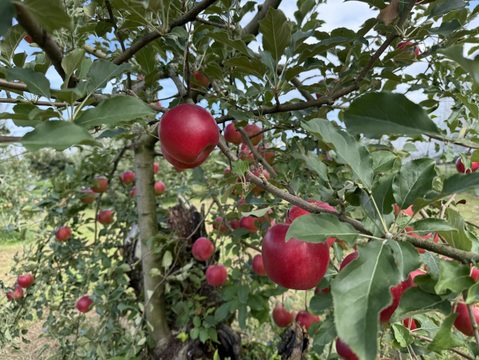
[413,334,475,360]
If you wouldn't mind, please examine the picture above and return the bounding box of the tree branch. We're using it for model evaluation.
[0,97,72,107]
[0,79,29,93]
[0,136,22,143]
[13,4,76,87]
[113,0,218,65]
[242,0,282,36]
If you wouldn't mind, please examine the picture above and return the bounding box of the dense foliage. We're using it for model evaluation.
[2,0,479,359]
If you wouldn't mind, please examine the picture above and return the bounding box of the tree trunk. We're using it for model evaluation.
[134,134,171,355]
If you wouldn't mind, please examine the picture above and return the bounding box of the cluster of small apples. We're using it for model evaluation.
[272,303,320,331]
[191,237,227,287]
[128,163,166,198]
[5,273,34,301]
[159,104,219,170]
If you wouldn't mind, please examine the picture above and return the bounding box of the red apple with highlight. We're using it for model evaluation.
[252,254,266,276]
[97,209,113,225]
[17,273,34,289]
[205,264,227,286]
[55,226,72,242]
[76,295,93,313]
[192,237,215,262]
[120,170,136,185]
[154,181,166,195]
[243,124,263,145]
[91,176,108,193]
[224,123,242,145]
[455,157,479,174]
[80,189,97,204]
[454,303,479,336]
[272,304,295,327]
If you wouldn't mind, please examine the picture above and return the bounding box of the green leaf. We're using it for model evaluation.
[360,189,388,237]
[395,287,451,318]
[311,315,337,355]
[297,153,329,182]
[391,324,413,348]
[303,118,373,189]
[258,8,291,62]
[83,59,130,94]
[386,240,421,281]
[439,46,479,85]
[286,213,359,246]
[6,67,51,98]
[332,241,400,360]
[22,0,72,32]
[410,218,458,235]
[429,0,466,18]
[440,208,472,251]
[372,173,396,215]
[61,49,85,88]
[435,260,475,295]
[223,56,266,78]
[0,0,14,37]
[442,172,479,195]
[465,283,479,304]
[162,251,173,269]
[22,121,99,151]
[75,96,155,128]
[0,24,24,63]
[241,207,271,218]
[344,93,439,138]
[371,150,399,175]
[310,292,332,313]
[392,158,437,209]
[209,32,252,57]
[427,313,464,352]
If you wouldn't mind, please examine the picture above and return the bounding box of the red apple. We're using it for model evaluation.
[159,104,219,169]
[224,123,242,145]
[230,219,240,230]
[471,267,479,282]
[212,217,227,232]
[80,189,97,204]
[154,181,166,195]
[192,237,215,261]
[252,254,266,276]
[24,35,33,44]
[97,209,113,225]
[393,204,413,217]
[340,251,359,271]
[90,176,108,193]
[76,295,93,313]
[239,216,260,233]
[205,264,227,286]
[243,124,263,145]
[409,268,427,285]
[17,273,34,289]
[251,168,270,196]
[6,291,13,301]
[272,304,295,327]
[454,303,479,336]
[295,310,320,330]
[129,186,136,198]
[120,170,136,185]
[262,223,330,290]
[286,199,336,224]
[336,338,359,360]
[379,276,413,322]
[455,157,479,174]
[315,286,331,294]
[403,318,418,330]
[192,71,210,87]
[153,162,160,174]
[239,143,255,163]
[55,226,72,242]
[397,41,420,56]
[12,285,24,300]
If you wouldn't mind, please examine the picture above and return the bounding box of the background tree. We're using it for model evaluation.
[1,0,479,359]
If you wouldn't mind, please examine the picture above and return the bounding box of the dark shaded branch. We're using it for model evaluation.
[0,136,22,143]
[0,79,29,92]
[13,4,76,87]
[241,0,282,36]
[113,0,218,65]
[0,97,72,107]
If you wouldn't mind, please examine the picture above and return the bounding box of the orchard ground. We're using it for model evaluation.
[1,179,479,358]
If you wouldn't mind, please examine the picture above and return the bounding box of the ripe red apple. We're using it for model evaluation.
[393,204,413,217]
[340,251,359,271]
[120,170,136,185]
[239,216,260,233]
[471,267,479,282]
[80,189,97,204]
[224,123,242,145]
[295,310,320,330]
[336,338,359,360]
[159,104,219,169]
[205,264,227,286]
[90,176,108,193]
[24,35,33,44]
[455,157,479,174]
[76,295,93,313]
[154,181,166,195]
[153,162,159,174]
[243,124,263,145]
[192,71,210,87]
[454,303,479,336]
[97,209,113,225]
[192,237,215,261]
[6,291,13,301]
[212,217,227,232]
[315,286,331,294]
[251,168,270,196]
[252,254,266,276]
[259,145,275,165]
[230,219,240,230]
[379,276,413,322]
[55,226,72,241]
[12,285,24,300]
[397,41,420,56]
[403,318,418,330]
[17,273,34,289]
[272,304,295,327]
[262,223,330,290]
[286,199,336,223]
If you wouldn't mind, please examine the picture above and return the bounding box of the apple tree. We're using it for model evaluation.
[1,0,479,359]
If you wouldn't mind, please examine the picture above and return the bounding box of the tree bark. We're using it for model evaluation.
[134,134,171,354]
